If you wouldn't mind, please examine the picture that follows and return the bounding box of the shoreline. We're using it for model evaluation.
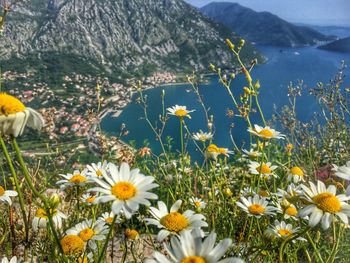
[99,75,213,121]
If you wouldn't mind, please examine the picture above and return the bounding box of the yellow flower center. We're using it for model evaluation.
[111,182,137,200]
[96,170,103,177]
[77,256,88,263]
[290,166,304,177]
[69,174,87,184]
[105,217,114,224]
[79,228,95,242]
[35,208,57,218]
[248,204,266,215]
[218,148,227,154]
[258,190,269,197]
[207,144,219,153]
[175,109,188,117]
[0,93,26,115]
[257,129,273,138]
[61,235,85,255]
[125,229,139,240]
[181,256,207,263]
[0,185,5,196]
[278,229,292,237]
[256,164,271,174]
[160,212,189,232]
[86,196,96,203]
[313,192,341,213]
[285,206,298,216]
[194,201,201,207]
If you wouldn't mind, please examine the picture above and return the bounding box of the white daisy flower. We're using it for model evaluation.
[66,219,108,249]
[86,161,109,178]
[0,93,45,137]
[236,194,276,218]
[287,166,306,183]
[277,183,302,202]
[167,105,195,119]
[145,200,208,242]
[242,148,262,158]
[193,130,213,142]
[146,229,244,263]
[97,211,121,225]
[266,220,305,241]
[333,161,350,195]
[248,124,285,140]
[206,144,233,160]
[189,197,206,209]
[56,169,90,189]
[0,185,17,205]
[91,162,158,219]
[80,193,97,206]
[276,199,298,220]
[32,207,67,232]
[248,161,278,179]
[299,180,350,229]
[1,256,19,263]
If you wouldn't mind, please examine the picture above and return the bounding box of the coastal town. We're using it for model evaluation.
[2,70,177,147]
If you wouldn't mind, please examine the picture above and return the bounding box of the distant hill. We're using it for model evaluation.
[0,0,262,84]
[200,2,335,47]
[318,37,350,53]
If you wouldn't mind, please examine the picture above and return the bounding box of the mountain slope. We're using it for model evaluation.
[200,2,334,47]
[318,37,350,53]
[0,0,261,83]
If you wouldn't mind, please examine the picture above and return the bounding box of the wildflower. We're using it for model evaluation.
[66,219,108,249]
[299,180,350,229]
[248,124,285,140]
[242,148,261,158]
[125,229,139,240]
[146,229,244,263]
[277,199,298,220]
[145,200,208,242]
[248,161,277,179]
[57,169,90,189]
[288,166,305,183]
[189,197,206,210]
[97,211,121,225]
[193,130,213,142]
[167,105,194,119]
[333,161,350,195]
[91,162,158,218]
[0,93,45,137]
[0,186,17,205]
[80,193,97,205]
[266,220,305,241]
[86,161,108,178]
[32,207,67,232]
[286,143,293,155]
[138,147,152,157]
[1,257,19,263]
[277,183,302,202]
[60,235,85,255]
[206,144,233,160]
[236,194,276,218]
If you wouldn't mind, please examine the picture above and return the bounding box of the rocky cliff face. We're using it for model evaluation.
[0,0,261,82]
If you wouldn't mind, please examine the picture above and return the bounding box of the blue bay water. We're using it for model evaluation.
[101,46,350,156]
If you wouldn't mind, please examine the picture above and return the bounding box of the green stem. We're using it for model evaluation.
[180,117,184,155]
[306,231,324,263]
[11,137,64,254]
[97,216,117,263]
[0,136,29,242]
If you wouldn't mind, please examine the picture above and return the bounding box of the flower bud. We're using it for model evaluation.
[225,39,235,50]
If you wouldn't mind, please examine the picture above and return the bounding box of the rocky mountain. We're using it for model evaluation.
[318,37,350,53]
[0,0,261,83]
[200,2,335,47]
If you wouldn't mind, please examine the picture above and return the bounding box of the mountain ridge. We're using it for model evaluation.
[0,0,261,84]
[200,2,335,47]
